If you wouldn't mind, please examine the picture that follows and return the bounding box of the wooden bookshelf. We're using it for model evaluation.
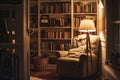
[29,0,98,57]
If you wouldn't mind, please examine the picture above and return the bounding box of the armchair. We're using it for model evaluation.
[56,34,100,79]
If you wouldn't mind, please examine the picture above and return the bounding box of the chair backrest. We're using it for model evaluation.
[71,34,100,55]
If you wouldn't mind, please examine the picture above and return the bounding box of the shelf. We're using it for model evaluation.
[73,13,97,15]
[41,26,71,29]
[40,13,71,15]
[30,28,38,30]
[41,38,71,41]
[40,0,71,2]
[74,0,97,2]
[41,50,61,52]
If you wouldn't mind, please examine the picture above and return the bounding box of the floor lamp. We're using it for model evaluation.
[79,19,96,77]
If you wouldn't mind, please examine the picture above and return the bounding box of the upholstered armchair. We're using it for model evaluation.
[56,34,100,79]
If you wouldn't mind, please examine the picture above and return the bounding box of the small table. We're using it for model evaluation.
[33,57,49,72]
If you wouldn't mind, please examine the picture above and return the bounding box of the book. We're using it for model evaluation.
[40,15,50,27]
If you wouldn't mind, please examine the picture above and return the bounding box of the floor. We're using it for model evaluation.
[30,64,59,80]
[30,64,102,80]
[30,76,43,80]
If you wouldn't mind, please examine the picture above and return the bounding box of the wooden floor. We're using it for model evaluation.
[30,64,102,80]
[30,64,59,80]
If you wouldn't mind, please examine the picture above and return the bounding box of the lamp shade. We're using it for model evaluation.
[79,19,96,32]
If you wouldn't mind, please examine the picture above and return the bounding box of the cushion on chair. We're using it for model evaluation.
[57,51,69,57]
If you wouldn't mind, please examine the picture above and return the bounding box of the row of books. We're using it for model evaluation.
[41,31,71,39]
[49,17,71,27]
[74,15,85,28]
[74,2,97,13]
[40,2,71,13]
[41,41,71,51]
[73,15,96,28]
[40,15,71,27]
[30,1,96,14]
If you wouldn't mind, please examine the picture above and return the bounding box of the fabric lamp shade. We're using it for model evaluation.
[79,19,96,32]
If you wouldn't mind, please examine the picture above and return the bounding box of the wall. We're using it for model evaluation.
[102,0,120,80]
[97,0,106,79]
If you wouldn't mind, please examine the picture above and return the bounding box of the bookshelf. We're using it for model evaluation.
[29,0,97,57]
[39,0,71,56]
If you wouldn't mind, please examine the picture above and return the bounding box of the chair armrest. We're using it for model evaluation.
[56,51,69,57]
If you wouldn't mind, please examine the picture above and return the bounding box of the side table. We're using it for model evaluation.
[33,57,49,72]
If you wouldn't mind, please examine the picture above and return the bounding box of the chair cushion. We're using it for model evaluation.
[58,56,79,62]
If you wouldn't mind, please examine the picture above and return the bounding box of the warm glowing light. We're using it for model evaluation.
[79,19,96,32]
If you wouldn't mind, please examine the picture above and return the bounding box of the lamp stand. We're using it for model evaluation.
[86,32,93,78]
